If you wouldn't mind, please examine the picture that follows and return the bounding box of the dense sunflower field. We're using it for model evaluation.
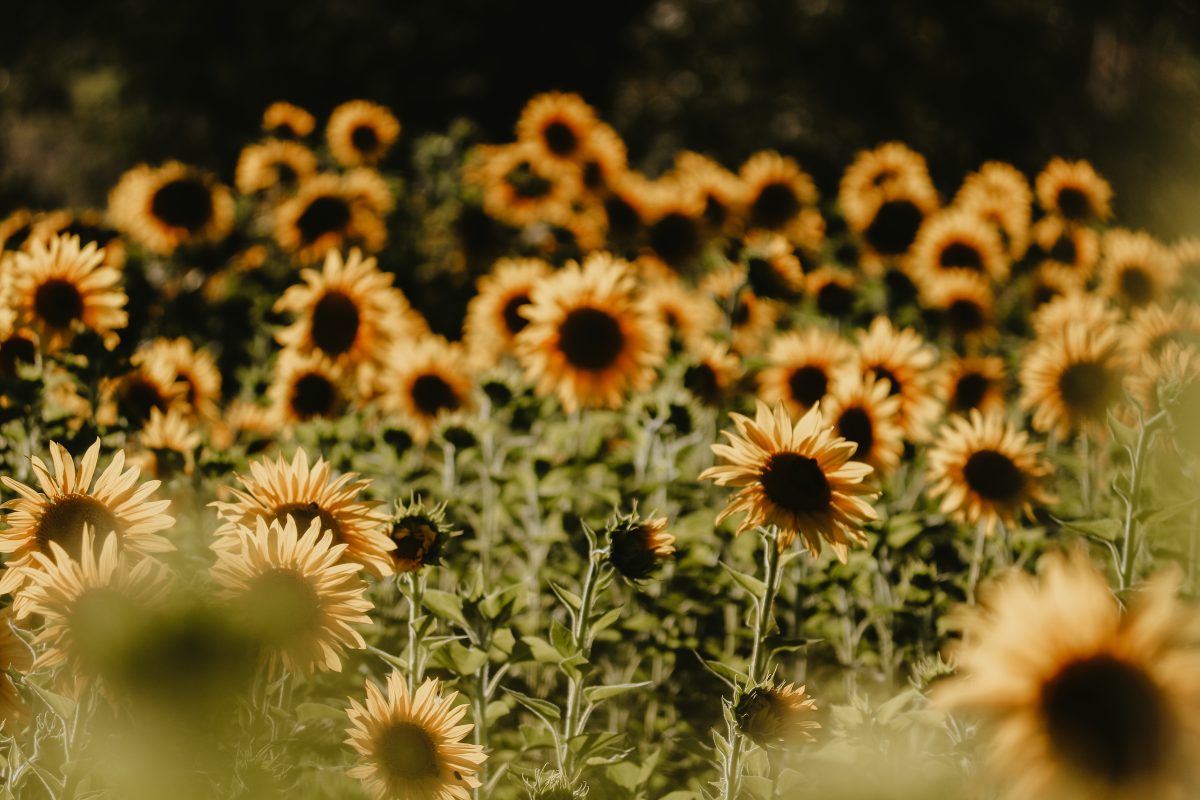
[0,92,1196,800]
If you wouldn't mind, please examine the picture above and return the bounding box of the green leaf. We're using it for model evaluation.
[549,581,582,616]
[27,682,75,720]
[295,702,346,722]
[590,605,623,636]
[875,689,918,725]
[434,641,489,675]
[1056,516,1122,541]
[422,589,469,628]
[720,561,766,597]
[766,635,814,656]
[584,681,651,704]
[519,635,562,664]
[695,653,747,689]
[504,689,561,723]
[550,618,577,657]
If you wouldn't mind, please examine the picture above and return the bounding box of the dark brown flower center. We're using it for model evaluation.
[869,366,903,397]
[290,372,339,419]
[704,195,729,228]
[747,257,795,300]
[951,372,989,412]
[501,293,532,336]
[939,241,984,271]
[271,502,343,542]
[543,120,578,157]
[118,376,168,429]
[410,373,461,417]
[649,212,701,265]
[558,307,625,371]
[787,365,828,408]
[864,199,923,256]
[946,298,986,335]
[391,519,436,565]
[1058,360,1117,417]
[608,522,660,581]
[760,452,832,515]
[962,449,1024,502]
[816,281,855,317]
[34,278,85,330]
[37,495,124,557]
[377,721,440,780]
[297,195,351,243]
[1049,234,1077,265]
[150,178,213,232]
[0,334,36,377]
[311,291,361,356]
[350,124,380,155]
[750,182,800,230]
[242,569,322,645]
[838,407,874,461]
[1055,186,1092,221]
[1119,267,1154,306]
[684,363,719,405]
[604,195,641,238]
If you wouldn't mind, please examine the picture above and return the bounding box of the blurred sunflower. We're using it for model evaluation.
[327,100,402,168]
[909,208,1009,283]
[822,372,904,475]
[927,410,1052,533]
[577,123,629,196]
[673,150,746,233]
[758,328,853,417]
[700,265,779,354]
[0,610,32,727]
[1173,237,1200,287]
[939,549,1200,799]
[268,349,353,425]
[739,151,818,235]
[1127,301,1200,362]
[516,92,600,169]
[7,234,127,352]
[516,253,666,411]
[682,340,742,407]
[700,401,878,560]
[0,439,175,595]
[1027,264,1082,312]
[955,161,1032,261]
[262,101,315,138]
[807,266,860,319]
[838,142,932,218]
[605,512,675,582]
[108,162,234,255]
[212,447,392,576]
[1099,229,1180,309]
[0,209,33,251]
[643,180,707,268]
[1035,157,1113,223]
[208,399,278,453]
[345,673,486,800]
[274,173,389,263]
[99,356,187,431]
[735,682,820,748]
[234,139,317,195]
[1031,292,1120,340]
[134,337,223,422]
[463,257,552,362]
[28,209,126,269]
[920,268,995,344]
[468,142,577,229]
[854,317,941,442]
[211,516,373,676]
[742,231,805,301]
[941,355,1007,415]
[378,336,474,443]
[598,169,655,243]
[639,272,722,354]
[844,175,939,267]
[1030,216,1100,285]
[134,407,201,480]
[1020,321,1131,438]
[1152,343,1200,456]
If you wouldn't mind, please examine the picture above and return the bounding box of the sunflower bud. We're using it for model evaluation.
[735,683,820,748]
[604,512,675,582]
[388,497,457,574]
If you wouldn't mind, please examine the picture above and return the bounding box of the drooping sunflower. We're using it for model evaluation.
[516,92,600,169]
[134,407,201,480]
[108,162,234,255]
[467,142,577,229]
[741,231,806,301]
[0,609,32,726]
[1127,301,1200,362]
[1019,321,1131,438]
[682,340,742,407]
[638,272,723,355]
[955,161,1033,261]
[274,173,389,263]
[908,208,1010,284]
[327,100,402,168]
[211,516,373,676]
[6,234,127,353]
[133,337,223,422]
[463,257,553,363]
[806,266,860,319]
[844,175,940,267]
[0,438,175,595]
[1030,216,1100,284]
[735,682,820,748]
[378,336,475,443]
[672,150,746,234]
[920,268,995,344]
[699,265,779,355]
[234,139,318,195]
[345,673,487,800]
[938,548,1200,799]
[838,142,932,219]
[604,511,675,582]
[699,401,879,560]
[821,372,905,476]
[739,151,819,236]
[758,328,854,418]
[387,497,456,574]
[642,179,708,268]
[262,101,316,138]
[1035,157,1113,223]
[268,349,354,426]
[853,316,942,442]
[212,447,392,576]
[941,355,1008,415]
[926,410,1053,534]
[516,253,666,412]
[1099,229,1180,310]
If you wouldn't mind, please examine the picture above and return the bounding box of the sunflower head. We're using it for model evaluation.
[387,497,456,574]
[108,162,234,255]
[822,371,905,476]
[1020,320,1131,438]
[379,335,474,443]
[735,682,820,748]
[1100,229,1180,309]
[758,328,853,418]
[741,231,805,301]
[682,340,742,407]
[739,151,818,234]
[604,511,675,582]
[327,100,402,167]
[517,92,600,167]
[943,355,1007,416]
[269,348,352,425]
[463,257,553,362]
[1035,157,1113,223]
[235,139,317,194]
[262,101,316,138]
[844,174,939,263]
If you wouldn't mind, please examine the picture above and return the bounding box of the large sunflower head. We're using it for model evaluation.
[0,439,175,596]
[516,92,600,167]
[345,673,487,800]
[699,401,879,560]
[1020,321,1131,438]
[1035,157,1114,223]
[822,371,905,476]
[938,548,1200,798]
[1100,229,1180,310]
[909,207,1010,284]
[516,252,666,412]
[942,355,1008,416]
[463,257,553,363]
[108,162,234,255]
[955,161,1033,261]
[268,348,355,426]
[739,151,819,234]
[853,316,941,442]
[274,173,388,263]
[7,233,127,353]
[758,328,854,418]
[327,100,402,168]
[234,139,318,195]
[378,335,475,443]
[262,101,316,139]
[210,516,373,676]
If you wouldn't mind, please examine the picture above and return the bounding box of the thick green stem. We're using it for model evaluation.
[405,572,425,692]
[562,547,604,780]
[1119,411,1166,591]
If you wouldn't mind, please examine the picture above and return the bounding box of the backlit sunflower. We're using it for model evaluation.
[6,234,127,352]
[909,208,1009,283]
[739,151,818,236]
[927,410,1053,534]
[467,142,577,229]
[1035,157,1113,223]
[1127,301,1200,362]
[605,512,675,582]
[134,407,201,480]
[262,101,316,138]
[844,175,940,267]
[211,447,393,577]
[211,516,373,676]
[345,673,487,800]
[516,253,666,411]
[0,209,33,251]
[942,355,1007,415]
[28,209,127,270]
[639,272,722,354]
[939,549,1200,799]
[673,150,746,233]
[1019,321,1131,438]
[700,265,779,355]
[758,328,854,418]
[1099,229,1180,309]
[955,161,1032,260]
[643,179,707,268]
[0,438,175,595]
[134,337,223,422]
[462,257,552,362]
[108,162,234,255]
[741,231,805,300]
[268,349,354,426]
[682,340,742,407]
[234,139,317,195]
[274,173,389,263]
[806,266,860,319]
[1030,216,1100,284]
[327,100,402,168]
[0,609,32,726]
[378,336,475,443]
[854,317,941,442]
[700,401,878,559]
[735,682,820,748]
[920,268,995,344]
[821,371,905,476]
[516,92,600,169]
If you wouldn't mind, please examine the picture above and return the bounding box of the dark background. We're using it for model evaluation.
[3,0,1200,237]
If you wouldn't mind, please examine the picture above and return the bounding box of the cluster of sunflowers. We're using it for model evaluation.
[0,90,1196,800]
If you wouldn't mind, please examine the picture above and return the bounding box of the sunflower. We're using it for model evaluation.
[926,410,1053,534]
[268,349,354,425]
[0,609,32,726]
[274,173,389,263]
[920,268,995,344]
[638,272,722,355]
[7,234,127,352]
[208,400,278,453]
[134,407,201,480]
[516,92,600,169]
[908,208,1009,284]
[597,169,656,244]
[1019,321,1131,438]
[844,175,940,266]
[739,151,818,236]
[99,357,187,431]
[235,139,318,195]
[1035,157,1113,223]
[1099,229,1180,309]
[0,209,33,252]
[387,497,455,574]
[735,682,820,748]
[854,317,941,442]
[516,253,666,412]
[108,162,234,255]
[345,673,487,800]
[467,142,577,229]
[672,150,746,233]
[758,328,853,418]
[821,372,905,475]
[700,265,779,355]
[463,257,553,363]
[1030,216,1100,284]
[1030,293,1120,340]
[1127,301,1200,363]
[1153,343,1200,456]
[838,142,932,220]
[134,337,223,422]
[682,340,742,407]
[28,209,127,270]
[577,123,629,196]
[806,266,860,319]
[741,231,805,300]
[938,548,1200,799]
[605,512,675,582]
[941,355,1007,415]
[699,401,879,560]
[0,438,175,595]
[327,100,402,168]
[1027,263,1082,312]
[643,179,707,268]
[211,516,373,676]
[955,161,1033,261]
[378,336,475,443]
[262,101,316,138]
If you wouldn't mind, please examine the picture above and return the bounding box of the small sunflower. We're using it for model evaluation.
[211,516,373,676]
[268,348,354,425]
[838,142,932,219]
[467,142,577,229]
[854,316,942,442]
[1030,216,1100,283]
[739,151,818,235]
[672,150,746,233]
[209,400,279,453]
[262,101,316,138]
[821,372,905,476]
[378,336,475,443]
[955,161,1033,261]
[274,173,389,263]
[134,407,201,480]
[1035,157,1113,223]
[345,673,487,800]
[1127,301,1200,362]
[212,447,392,577]
[735,682,820,748]
[604,511,675,582]
[516,253,666,412]
[0,438,175,596]
[639,272,723,354]
[926,410,1053,534]
[1019,321,1131,438]
[758,328,854,418]
[0,610,32,726]
[682,340,742,407]
[741,231,805,301]
[133,337,223,422]
[920,268,995,344]
[108,162,235,255]
[938,548,1200,799]
[942,355,1007,415]
[909,208,1010,284]
[806,266,860,319]
[699,265,779,355]
[462,257,553,363]
[1099,229,1180,309]
[327,100,402,168]
[234,139,317,194]
[387,497,456,574]
[699,401,879,560]
[516,92,600,168]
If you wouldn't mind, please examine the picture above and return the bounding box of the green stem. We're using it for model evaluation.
[1078,431,1093,516]
[562,546,604,781]
[1119,411,1166,591]
[966,520,987,603]
[405,572,425,692]
[472,664,489,800]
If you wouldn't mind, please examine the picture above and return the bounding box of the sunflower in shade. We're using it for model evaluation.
[1035,157,1113,223]
[274,173,390,263]
[387,497,457,574]
[1127,301,1200,362]
[211,516,373,676]
[516,92,600,170]
[909,208,1010,284]
[1099,229,1180,310]
[211,447,393,577]
[327,100,402,168]
[262,101,316,138]
[1030,293,1120,340]
[108,162,234,255]
[134,407,201,480]
[378,336,475,443]
[1030,216,1100,285]
[604,511,675,582]
[938,548,1200,799]
[345,673,487,800]
[516,253,666,412]
[739,151,819,236]
[0,209,34,251]
[1027,264,1082,313]
[682,340,742,407]
[134,337,223,422]
[467,142,577,229]
[920,268,995,344]
[941,355,1007,415]
[0,439,175,596]
[268,349,354,426]
[463,257,553,363]
[672,150,746,234]
[638,271,722,354]
[598,169,656,244]
[806,266,860,319]
[735,682,820,748]
[1021,320,1132,438]
[6,234,127,352]
[577,123,629,197]
[955,161,1032,261]
[700,401,879,560]
[642,179,708,268]
[741,231,805,301]
[99,356,187,431]
[235,139,317,195]
[821,372,905,476]
[854,317,942,442]
[844,174,940,268]
[758,328,854,418]
[700,265,779,355]
[838,142,932,219]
